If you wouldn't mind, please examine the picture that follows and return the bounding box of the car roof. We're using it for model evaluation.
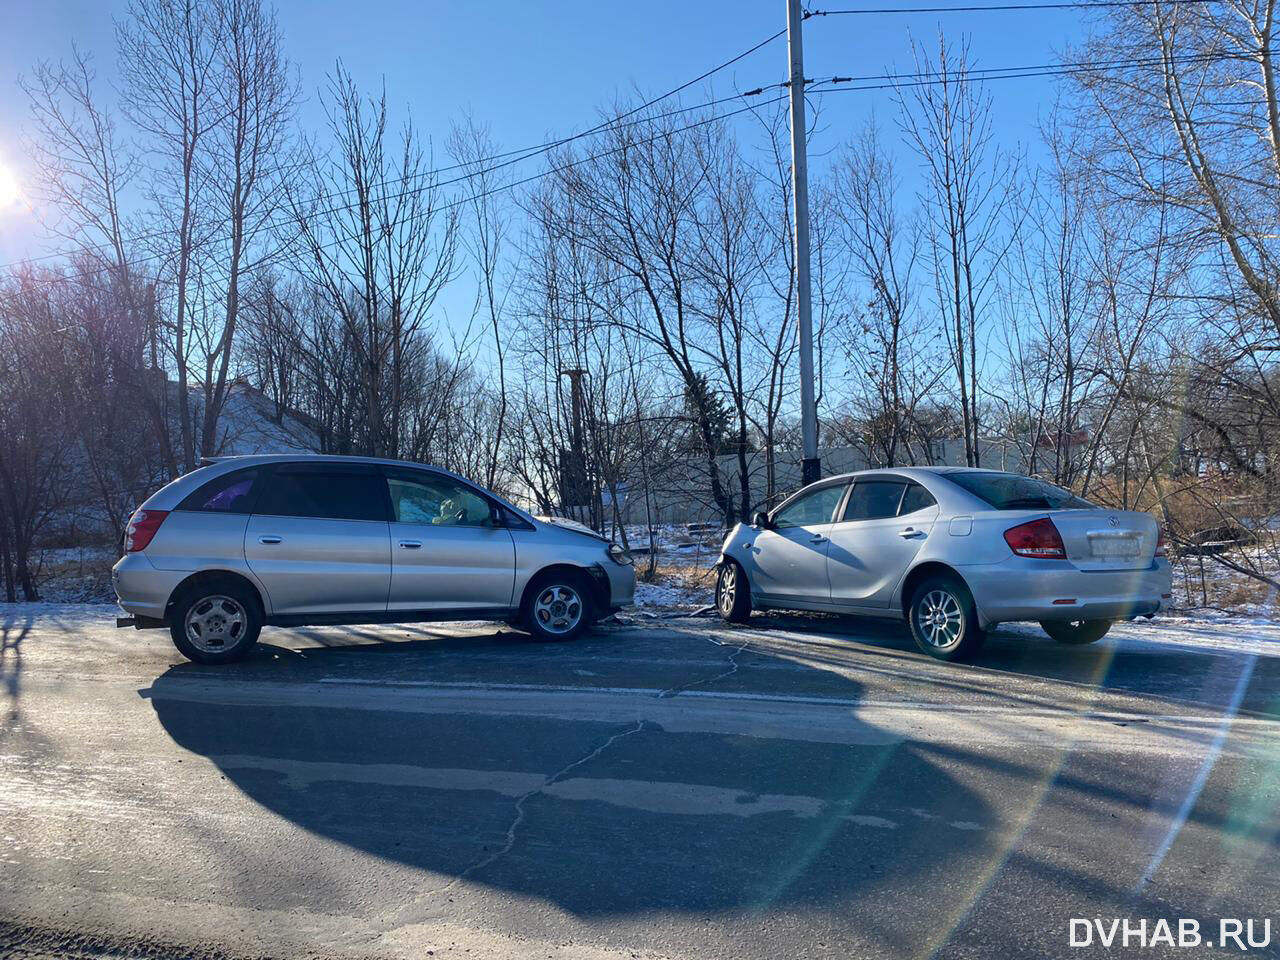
[200,452,469,477]
[823,465,1014,483]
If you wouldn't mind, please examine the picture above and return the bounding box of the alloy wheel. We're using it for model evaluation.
[718,564,738,616]
[184,595,247,653]
[917,589,964,648]
[533,585,584,635]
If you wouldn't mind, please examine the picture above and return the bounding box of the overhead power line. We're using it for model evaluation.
[244,50,1260,278]
[238,93,795,277]
[803,49,1254,90]
[0,84,795,288]
[806,0,1211,13]
[2,50,1258,292]
[0,28,787,276]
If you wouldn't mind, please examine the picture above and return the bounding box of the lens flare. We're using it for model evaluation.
[0,159,24,211]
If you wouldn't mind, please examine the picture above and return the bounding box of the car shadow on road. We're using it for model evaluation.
[733,610,1280,720]
[138,626,1217,951]
[144,633,993,919]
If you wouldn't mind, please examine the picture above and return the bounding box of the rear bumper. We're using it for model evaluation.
[112,553,186,621]
[961,557,1173,627]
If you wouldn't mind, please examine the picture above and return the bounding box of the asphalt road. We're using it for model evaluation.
[1,604,1278,960]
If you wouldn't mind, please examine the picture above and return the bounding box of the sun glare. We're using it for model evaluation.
[0,159,24,211]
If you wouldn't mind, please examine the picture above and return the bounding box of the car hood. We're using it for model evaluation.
[534,515,608,543]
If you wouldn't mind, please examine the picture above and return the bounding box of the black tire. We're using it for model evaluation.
[908,575,985,662]
[522,570,595,642]
[168,577,262,664]
[715,560,752,623]
[1040,619,1112,645]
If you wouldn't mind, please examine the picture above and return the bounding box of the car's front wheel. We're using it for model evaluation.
[1040,619,1112,645]
[523,571,595,642]
[169,577,262,664]
[715,560,752,623]
[908,576,985,662]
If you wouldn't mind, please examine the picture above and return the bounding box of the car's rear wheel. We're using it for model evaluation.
[715,560,752,623]
[1040,619,1112,645]
[908,576,985,662]
[523,571,594,642]
[169,578,262,664]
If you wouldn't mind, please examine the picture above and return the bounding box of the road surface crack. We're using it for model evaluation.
[433,719,647,894]
[657,636,751,699]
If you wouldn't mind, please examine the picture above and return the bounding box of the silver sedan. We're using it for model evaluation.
[715,467,1172,661]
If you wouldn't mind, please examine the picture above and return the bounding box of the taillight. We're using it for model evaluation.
[1155,528,1167,558]
[1003,517,1066,559]
[124,509,169,552]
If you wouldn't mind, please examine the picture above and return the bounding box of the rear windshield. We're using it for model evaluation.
[943,471,1094,510]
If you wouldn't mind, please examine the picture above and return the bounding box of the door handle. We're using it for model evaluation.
[810,535,829,544]
[399,540,423,549]
[898,527,923,539]
[258,535,282,545]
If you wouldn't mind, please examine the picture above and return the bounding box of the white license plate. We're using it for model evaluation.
[1090,537,1140,558]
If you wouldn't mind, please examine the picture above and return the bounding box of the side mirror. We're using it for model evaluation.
[752,511,772,529]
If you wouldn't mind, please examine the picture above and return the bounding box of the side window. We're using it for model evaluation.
[256,468,387,522]
[387,473,494,528]
[773,485,847,529]
[842,481,907,521]
[178,468,260,514]
[899,483,937,516]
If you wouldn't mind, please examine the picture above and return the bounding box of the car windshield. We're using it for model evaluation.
[944,471,1095,510]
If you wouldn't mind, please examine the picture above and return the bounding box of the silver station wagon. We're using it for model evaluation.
[715,467,1172,661]
[113,455,635,663]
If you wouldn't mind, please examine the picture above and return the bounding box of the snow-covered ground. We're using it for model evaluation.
[623,523,721,613]
[22,545,119,603]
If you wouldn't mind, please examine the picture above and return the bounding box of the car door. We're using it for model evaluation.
[749,482,849,603]
[826,479,939,608]
[244,463,391,616]
[383,468,517,612]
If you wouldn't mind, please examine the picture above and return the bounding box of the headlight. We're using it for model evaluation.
[608,543,633,566]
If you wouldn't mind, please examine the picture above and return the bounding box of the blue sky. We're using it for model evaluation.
[0,0,1095,315]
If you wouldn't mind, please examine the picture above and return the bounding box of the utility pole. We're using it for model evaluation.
[559,368,596,526]
[787,0,821,485]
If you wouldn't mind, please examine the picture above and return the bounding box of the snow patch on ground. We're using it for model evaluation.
[24,546,118,604]
[1001,617,1280,658]
[634,580,707,610]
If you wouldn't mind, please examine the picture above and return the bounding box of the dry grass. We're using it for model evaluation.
[640,557,717,591]
[1172,549,1280,615]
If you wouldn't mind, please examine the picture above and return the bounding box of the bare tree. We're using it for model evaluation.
[897,33,1017,466]
[746,103,800,504]
[448,119,512,490]
[688,125,770,521]
[23,49,177,477]
[287,63,458,458]
[197,0,297,458]
[555,109,743,524]
[833,118,946,466]
[997,120,1100,484]
[118,0,220,471]
[0,271,73,600]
